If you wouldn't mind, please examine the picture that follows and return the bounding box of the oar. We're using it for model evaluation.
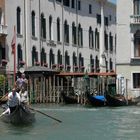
[0,93,8,103]
[28,107,62,123]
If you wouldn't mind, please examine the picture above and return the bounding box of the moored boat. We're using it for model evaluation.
[1,105,35,125]
[106,94,127,107]
[85,90,106,107]
[61,91,77,104]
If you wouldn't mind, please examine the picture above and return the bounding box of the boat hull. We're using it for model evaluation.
[1,105,35,124]
[106,94,127,107]
[86,92,106,107]
[61,92,77,104]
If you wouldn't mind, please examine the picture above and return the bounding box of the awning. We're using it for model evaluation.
[25,66,59,75]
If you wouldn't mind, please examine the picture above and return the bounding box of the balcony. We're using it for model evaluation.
[0,24,7,35]
[130,15,140,25]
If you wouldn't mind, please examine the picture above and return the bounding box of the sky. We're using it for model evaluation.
[109,0,116,4]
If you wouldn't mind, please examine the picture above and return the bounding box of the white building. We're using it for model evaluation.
[0,0,115,74]
[117,0,140,97]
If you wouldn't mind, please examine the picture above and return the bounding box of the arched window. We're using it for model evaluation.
[134,30,140,57]
[17,44,23,64]
[32,46,38,66]
[41,13,46,39]
[0,42,5,60]
[105,30,108,51]
[109,32,113,52]
[41,48,46,66]
[32,11,35,37]
[0,8,2,25]
[57,18,60,42]
[90,55,94,72]
[49,15,52,40]
[17,44,23,67]
[89,27,94,49]
[17,7,21,34]
[109,58,113,71]
[105,59,108,72]
[57,50,62,65]
[73,52,77,66]
[95,56,99,72]
[49,49,55,68]
[64,20,69,43]
[78,24,83,47]
[95,28,99,50]
[65,51,70,67]
[72,22,76,45]
[79,53,82,67]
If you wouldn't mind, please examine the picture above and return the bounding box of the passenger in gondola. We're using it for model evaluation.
[7,88,20,113]
[19,86,29,105]
[15,73,28,93]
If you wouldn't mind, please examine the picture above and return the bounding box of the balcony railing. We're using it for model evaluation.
[0,24,7,35]
[130,15,140,24]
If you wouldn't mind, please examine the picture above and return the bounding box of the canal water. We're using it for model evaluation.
[0,104,140,140]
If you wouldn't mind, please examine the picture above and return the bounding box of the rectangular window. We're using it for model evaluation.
[63,0,70,7]
[134,0,140,15]
[89,4,92,14]
[133,73,140,88]
[56,0,61,2]
[104,17,108,26]
[134,39,140,57]
[72,0,75,8]
[96,14,101,24]
[109,15,112,21]
[78,0,81,10]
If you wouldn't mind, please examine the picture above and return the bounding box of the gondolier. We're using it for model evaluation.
[8,88,20,113]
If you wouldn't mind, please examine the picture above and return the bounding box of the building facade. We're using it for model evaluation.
[0,0,116,102]
[3,0,116,74]
[117,0,140,97]
[0,0,7,74]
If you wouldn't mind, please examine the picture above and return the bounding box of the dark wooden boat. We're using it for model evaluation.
[61,91,77,104]
[106,94,127,107]
[106,83,139,106]
[86,90,106,107]
[106,83,128,106]
[1,105,35,124]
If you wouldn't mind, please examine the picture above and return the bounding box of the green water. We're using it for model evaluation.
[0,104,140,140]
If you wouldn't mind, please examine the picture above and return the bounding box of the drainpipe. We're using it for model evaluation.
[24,0,28,67]
[76,0,79,68]
[99,0,105,72]
[61,1,64,66]
[39,0,42,63]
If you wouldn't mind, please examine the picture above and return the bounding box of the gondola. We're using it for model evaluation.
[106,83,127,106]
[106,94,127,106]
[85,90,106,107]
[61,91,78,104]
[106,83,139,106]
[1,104,35,125]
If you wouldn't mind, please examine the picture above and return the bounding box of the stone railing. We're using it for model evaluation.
[0,24,7,35]
[130,15,140,24]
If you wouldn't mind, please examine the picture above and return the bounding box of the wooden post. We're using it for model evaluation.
[53,75,55,103]
[46,78,49,103]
